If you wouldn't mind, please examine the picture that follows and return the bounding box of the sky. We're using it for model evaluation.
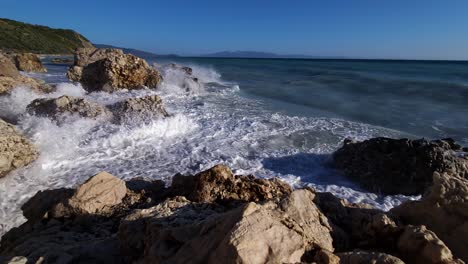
[1,0,468,60]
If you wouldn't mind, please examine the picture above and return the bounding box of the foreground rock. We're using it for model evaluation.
[110,95,169,123]
[11,53,47,73]
[392,172,468,262]
[67,48,161,92]
[333,137,468,195]
[0,119,37,177]
[26,95,112,121]
[0,52,51,95]
[0,165,464,263]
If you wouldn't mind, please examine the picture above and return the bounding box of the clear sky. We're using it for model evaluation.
[2,0,468,60]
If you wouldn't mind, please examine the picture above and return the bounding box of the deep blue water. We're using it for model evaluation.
[155,58,468,145]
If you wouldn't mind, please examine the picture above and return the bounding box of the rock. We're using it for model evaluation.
[0,119,37,177]
[313,249,340,264]
[336,251,405,264]
[397,225,462,264]
[333,137,468,195]
[0,75,52,95]
[110,95,169,123]
[0,52,51,95]
[0,52,20,78]
[171,164,292,203]
[392,172,468,262]
[26,95,112,121]
[68,171,127,214]
[12,53,47,73]
[119,189,334,264]
[67,48,162,92]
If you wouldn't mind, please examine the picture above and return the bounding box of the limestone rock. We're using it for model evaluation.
[171,164,292,203]
[110,95,169,123]
[119,189,333,264]
[333,137,468,195]
[67,48,162,92]
[337,251,405,264]
[26,95,112,121]
[0,119,37,177]
[0,52,20,78]
[12,53,47,73]
[392,172,468,262]
[0,75,52,95]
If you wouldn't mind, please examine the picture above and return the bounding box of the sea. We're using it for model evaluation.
[0,57,467,236]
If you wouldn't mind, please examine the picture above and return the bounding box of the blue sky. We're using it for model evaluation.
[2,0,468,60]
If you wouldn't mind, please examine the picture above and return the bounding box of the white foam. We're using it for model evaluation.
[0,63,417,237]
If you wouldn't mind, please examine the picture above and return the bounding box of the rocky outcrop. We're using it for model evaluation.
[11,53,47,73]
[392,172,468,262]
[26,95,112,121]
[110,95,169,123]
[169,63,193,75]
[67,48,162,92]
[0,119,37,177]
[333,137,468,195]
[0,52,51,95]
[0,165,464,263]
[171,164,292,203]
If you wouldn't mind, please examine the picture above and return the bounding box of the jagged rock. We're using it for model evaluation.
[110,95,169,123]
[0,52,51,95]
[392,172,468,262]
[0,52,20,78]
[333,137,468,195]
[313,249,340,264]
[67,48,161,92]
[171,164,292,203]
[119,189,334,264]
[26,95,112,121]
[0,119,37,177]
[336,251,404,264]
[397,225,462,264]
[12,53,47,73]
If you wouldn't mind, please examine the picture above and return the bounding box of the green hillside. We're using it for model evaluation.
[0,18,94,54]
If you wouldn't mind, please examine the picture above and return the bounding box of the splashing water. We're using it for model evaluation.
[0,63,418,236]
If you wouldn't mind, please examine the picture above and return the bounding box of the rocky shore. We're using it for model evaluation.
[0,47,467,263]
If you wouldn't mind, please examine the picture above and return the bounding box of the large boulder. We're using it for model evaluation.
[392,172,468,262]
[110,95,169,123]
[337,251,404,264]
[67,48,162,92]
[333,137,468,195]
[0,119,38,177]
[11,53,47,73]
[171,164,292,203]
[0,52,51,95]
[26,95,112,121]
[119,189,334,264]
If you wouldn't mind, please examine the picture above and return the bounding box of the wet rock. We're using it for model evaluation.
[26,95,112,121]
[169,63,193,75]
[171,164,292,203]
[50,57,73,64]
[12,53,47,73]
[67,48,162,92]
[120,189,334,264]
[110,95,169,123]
[392,172,468,262]
[336,251,404,264]
[333,137,468,195]
[0,119,37,177]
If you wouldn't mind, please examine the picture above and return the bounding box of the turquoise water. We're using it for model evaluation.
[157,58,468,145]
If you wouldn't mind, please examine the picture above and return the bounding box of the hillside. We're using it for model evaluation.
[0,18,94,54]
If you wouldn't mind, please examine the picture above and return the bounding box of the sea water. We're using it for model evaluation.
[1,57,467,236]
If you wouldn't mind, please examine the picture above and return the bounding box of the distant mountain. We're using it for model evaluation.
[0,18,94,54]
[203,50,342,59]
[94,44,178,59]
